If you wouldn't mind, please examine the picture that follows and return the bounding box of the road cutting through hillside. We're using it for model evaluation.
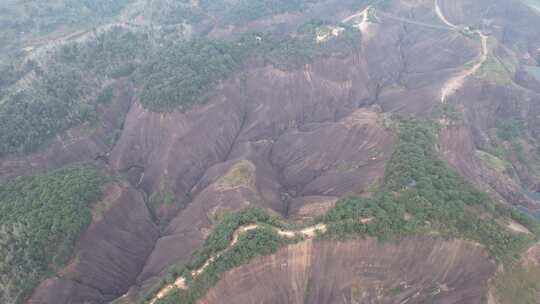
[435,0,489,103]
[351,1,488,104]
[148,223,328,304]
[342,7,372,37]
[434,0,455,28]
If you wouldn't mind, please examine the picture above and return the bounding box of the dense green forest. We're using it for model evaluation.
[157,227,286,304]
[0,0,130,54]
[138,39,239,112]
[143,208,286,303]
[0,27,150,155]
[0,165,103,304]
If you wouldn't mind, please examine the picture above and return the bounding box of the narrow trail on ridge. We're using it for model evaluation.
[434,0,456,28]
[147,223,329,304]
[435,0,489,103]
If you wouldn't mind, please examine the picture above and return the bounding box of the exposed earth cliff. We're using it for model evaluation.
[202,238,495,304]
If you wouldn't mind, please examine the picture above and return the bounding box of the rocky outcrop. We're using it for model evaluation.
[271,107,393,197]
[202,238,495,304]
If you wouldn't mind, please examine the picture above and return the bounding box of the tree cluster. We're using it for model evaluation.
[138,39,238,112]
[322,119,536,263]
[0,165,102,304]
[0,27,150,155]
[143,207,285,303]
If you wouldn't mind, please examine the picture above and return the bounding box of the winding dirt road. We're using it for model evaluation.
[352,1,488,104]
[434,0,455,28]
[148,223,328,304]
[435,0,489,103]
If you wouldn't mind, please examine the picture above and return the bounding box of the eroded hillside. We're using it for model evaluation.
[1,0,540,304]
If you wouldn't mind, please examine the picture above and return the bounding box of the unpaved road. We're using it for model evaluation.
[148,223,328,304]
[434,0,455,28]
[435,0,489,103]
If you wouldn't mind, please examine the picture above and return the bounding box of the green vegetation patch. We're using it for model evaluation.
[148,0,308,27]
[1,18,360,152]
[0,0,130,56]
[0,2,366,154]
[238,20,361,69]
[321,119,537,262]
[217,160,256,189]
[475,150,511,173]
[496,119,525,141]
[96,85,114,105]
[492,119,532,166]
[0,27,150,155]
[0,165,103,304]
[525,65,540,81]
[431,103,463,122]
[148,119,540,303]
[149,119,539,304]
[139,20,361,112]
[494,263,540,304]
[158,227,287,304]
[476,55,513,85]
[144,208,287,303]
[223,0,305,24]
[138,39,239,112]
